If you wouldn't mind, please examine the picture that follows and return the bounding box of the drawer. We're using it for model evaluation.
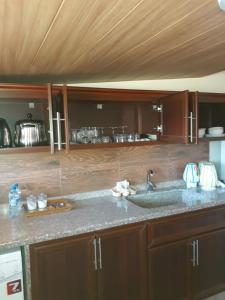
[148,205,225,247]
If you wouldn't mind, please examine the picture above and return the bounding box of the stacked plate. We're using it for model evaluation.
[206,127,225,138]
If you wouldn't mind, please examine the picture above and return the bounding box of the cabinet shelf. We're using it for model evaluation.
[199,137,225,142]
[0,145,50,154]
[69,140,166,150]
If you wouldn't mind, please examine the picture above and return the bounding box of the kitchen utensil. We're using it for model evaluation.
[134,133,140,141]
[127,133,135,142]
[199,161,218,190]
[71,129,79,143]
[0,118,12,148]
[113,134,127,143]
[73,127,100,144]
[101,136,110,143]
[183,163,199,188]
[14,113,48,147]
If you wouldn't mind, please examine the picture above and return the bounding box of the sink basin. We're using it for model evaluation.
[126,189,185,209]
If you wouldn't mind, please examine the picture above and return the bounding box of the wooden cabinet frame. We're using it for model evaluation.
[30,222,147,300]
[148,205,225,300]
[2,84,225,154]
[64,86,191,151]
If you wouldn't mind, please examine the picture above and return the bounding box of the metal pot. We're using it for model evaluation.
[14,113,48,147]
[0,118,12,148]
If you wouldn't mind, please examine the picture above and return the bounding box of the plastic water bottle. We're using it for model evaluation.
[8,183,22,218]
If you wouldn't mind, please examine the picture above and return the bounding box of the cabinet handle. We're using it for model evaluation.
[98,237,103,270]
[191,240,196,267]
[56,112,62,150]
[196,239,199,266]
[93,238,98,271]
[190,112,193,143]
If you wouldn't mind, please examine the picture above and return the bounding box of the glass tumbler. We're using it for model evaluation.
[26,195,37,211]
[37,193,48,209]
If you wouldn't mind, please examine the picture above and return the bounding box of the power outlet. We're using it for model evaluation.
[97,104,103,109]
[29,102,35,109]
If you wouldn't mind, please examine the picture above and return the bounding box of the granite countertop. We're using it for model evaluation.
[1,183,225,250]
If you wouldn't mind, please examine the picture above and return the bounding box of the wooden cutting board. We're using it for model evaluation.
[24,199,73,217]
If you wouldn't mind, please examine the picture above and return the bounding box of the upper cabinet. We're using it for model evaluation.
[65,87,190,150]
[0,84,66,154]
[0,84,51,153]
[2,84,223,154]
[187,92,225,142]
[196,92,225,140]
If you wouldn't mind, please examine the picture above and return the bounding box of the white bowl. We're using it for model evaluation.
[208,127,224,135]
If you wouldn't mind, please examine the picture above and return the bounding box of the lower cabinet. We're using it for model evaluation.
[191,229,225,300]
[148,228,225,300]
[149,240,190,300]
[30,233,98,300]
[30,223,147,300]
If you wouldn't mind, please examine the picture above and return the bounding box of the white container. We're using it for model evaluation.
[0,248,24,300]
[183,163,199,188]
[199,161,218,190]
[198,128,206,138]
[208,127,224,136]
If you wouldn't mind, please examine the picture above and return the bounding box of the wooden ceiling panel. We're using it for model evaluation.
[133,29,225,79]
[104,21,225,81]
[51,0,204,74]
[0,0,63,75]
[77,0,225,77]
[0,0,225,82]
[31,0,144,74]
[63,0,213,74]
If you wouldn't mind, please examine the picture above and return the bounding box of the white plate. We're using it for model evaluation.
[205,133,225,138]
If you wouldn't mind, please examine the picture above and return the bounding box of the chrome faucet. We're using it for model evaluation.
[146,170,156,191]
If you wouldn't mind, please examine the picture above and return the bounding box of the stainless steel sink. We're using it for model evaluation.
[126,189,185,209]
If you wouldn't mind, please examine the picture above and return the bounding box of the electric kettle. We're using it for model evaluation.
[183,163,199,188]
[14,113,48,147]
[199,161,218,190]
[0,118,12,148]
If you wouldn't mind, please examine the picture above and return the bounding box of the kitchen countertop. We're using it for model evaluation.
[1,183,225,250]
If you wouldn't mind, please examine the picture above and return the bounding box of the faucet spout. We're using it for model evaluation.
[146,170,156,191]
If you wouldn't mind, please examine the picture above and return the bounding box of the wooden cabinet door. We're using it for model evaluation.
[148,239,190,300]
[30,234,98,300]
[188,92,198,144]
[97,224,147,300]
[159,91,189,143]
[191,229,225,300]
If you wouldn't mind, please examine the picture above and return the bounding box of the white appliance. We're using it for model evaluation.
[0,248,24,300]
[209,141,225,181]
[183,163,199,188]
[199,161,218,190]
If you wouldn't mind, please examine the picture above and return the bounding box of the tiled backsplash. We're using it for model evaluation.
[0,142,209,203]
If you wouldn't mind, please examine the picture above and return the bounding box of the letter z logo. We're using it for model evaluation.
[7,279,22,295]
